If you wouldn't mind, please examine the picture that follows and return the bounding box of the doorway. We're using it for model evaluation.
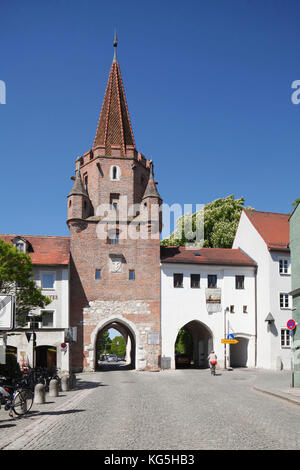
[230,337,249,367]
[35,346,57,369]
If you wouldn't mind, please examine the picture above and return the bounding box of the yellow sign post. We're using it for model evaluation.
[221,339,239,344]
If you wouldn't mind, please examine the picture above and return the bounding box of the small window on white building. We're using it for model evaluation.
[40,310,54,328]
[243,305,248,313]
[230,305,235,313]
[174,273,183,288]
[41,272,55,290]
[207,275,217,288]
[281,328,291,348]
[279,259,289,275]
[190,274,200,288]
[235,275,244,289]
[280,293,290,309]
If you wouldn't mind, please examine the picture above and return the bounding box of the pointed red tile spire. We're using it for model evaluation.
[93,35,136,157]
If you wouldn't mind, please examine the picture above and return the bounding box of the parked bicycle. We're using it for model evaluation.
[0,376,34,417]
[21,366,62,392]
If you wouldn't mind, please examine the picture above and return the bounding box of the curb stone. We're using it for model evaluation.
[253,386,300,407]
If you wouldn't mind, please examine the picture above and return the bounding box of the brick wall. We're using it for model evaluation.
[67,152,162,371]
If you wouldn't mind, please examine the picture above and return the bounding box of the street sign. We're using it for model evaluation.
[287,319,296,330]
[221,339,239,344]
[0,295,15,330]
[64,327,77,343]
[227,334,235,340]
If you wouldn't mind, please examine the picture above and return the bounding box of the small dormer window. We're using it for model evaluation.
[16,242,25,252]
[13,237,26,253]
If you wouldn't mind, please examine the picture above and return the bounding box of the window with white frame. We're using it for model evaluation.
[41,272,55,290]
[280,293,290,309]
[40,310,54,328]
[279,259,289,275]
[281,328,291,348]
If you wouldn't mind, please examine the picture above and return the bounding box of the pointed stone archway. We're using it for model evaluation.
[87,315,141,371]
[95,322,135,370]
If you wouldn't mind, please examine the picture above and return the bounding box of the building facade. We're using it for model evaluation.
[161,247,257,370]
[288,203,300,387]
[0,235,70,372]
[233,209,292,370]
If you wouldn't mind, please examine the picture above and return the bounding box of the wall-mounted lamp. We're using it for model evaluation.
[265,313,275,325]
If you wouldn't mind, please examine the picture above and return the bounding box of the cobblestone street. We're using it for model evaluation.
[1,368,300,450]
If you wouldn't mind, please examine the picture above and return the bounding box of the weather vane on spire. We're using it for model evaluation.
[113,29,118,63]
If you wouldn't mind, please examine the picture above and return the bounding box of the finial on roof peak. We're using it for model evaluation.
[113,29,118,63]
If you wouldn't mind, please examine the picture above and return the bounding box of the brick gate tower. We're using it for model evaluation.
[67,37,162,372]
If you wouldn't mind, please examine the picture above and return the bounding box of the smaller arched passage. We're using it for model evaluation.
[230,337,249,368]
[175,320,213,369]
[93,319,136,371]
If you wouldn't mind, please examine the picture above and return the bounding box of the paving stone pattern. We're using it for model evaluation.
[1,369,300,450]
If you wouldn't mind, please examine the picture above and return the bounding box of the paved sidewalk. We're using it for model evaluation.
[0,372,100,450]
[251,368,300,406]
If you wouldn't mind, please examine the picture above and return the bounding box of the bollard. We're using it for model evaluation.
[34,383,45,404]
[49,378,59,397]
[61,375,69,392]
[69,372,76,390]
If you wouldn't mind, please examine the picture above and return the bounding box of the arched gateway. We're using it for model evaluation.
[91,317,137,370]
[174,320,213,369]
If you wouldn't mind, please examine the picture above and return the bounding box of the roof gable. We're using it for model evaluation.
[0,234,70,265]
[243,209,290,252]
[161,246,256,267]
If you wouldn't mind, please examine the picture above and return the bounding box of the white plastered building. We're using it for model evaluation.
[233,209,292,370]
[0,234,71,373]
[161,246,257,370]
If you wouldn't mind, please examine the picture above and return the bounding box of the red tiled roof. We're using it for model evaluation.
[243,209,290,252]
[0,234,70,265]
[93,59,136,156]
[160,246,256,267]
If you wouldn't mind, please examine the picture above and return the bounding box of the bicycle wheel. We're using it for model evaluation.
[12,389,34,416]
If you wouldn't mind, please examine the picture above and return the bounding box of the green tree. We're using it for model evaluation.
[175,328,193,356]
[96,330,112,357]
[161,195,252,248]
[110,336,126,356]
[292,198,300,208]
[0,239,51,325]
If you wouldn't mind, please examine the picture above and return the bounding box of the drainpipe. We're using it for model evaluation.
[224,307,229,369]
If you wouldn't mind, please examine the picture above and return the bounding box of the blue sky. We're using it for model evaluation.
[1,0,300,237]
